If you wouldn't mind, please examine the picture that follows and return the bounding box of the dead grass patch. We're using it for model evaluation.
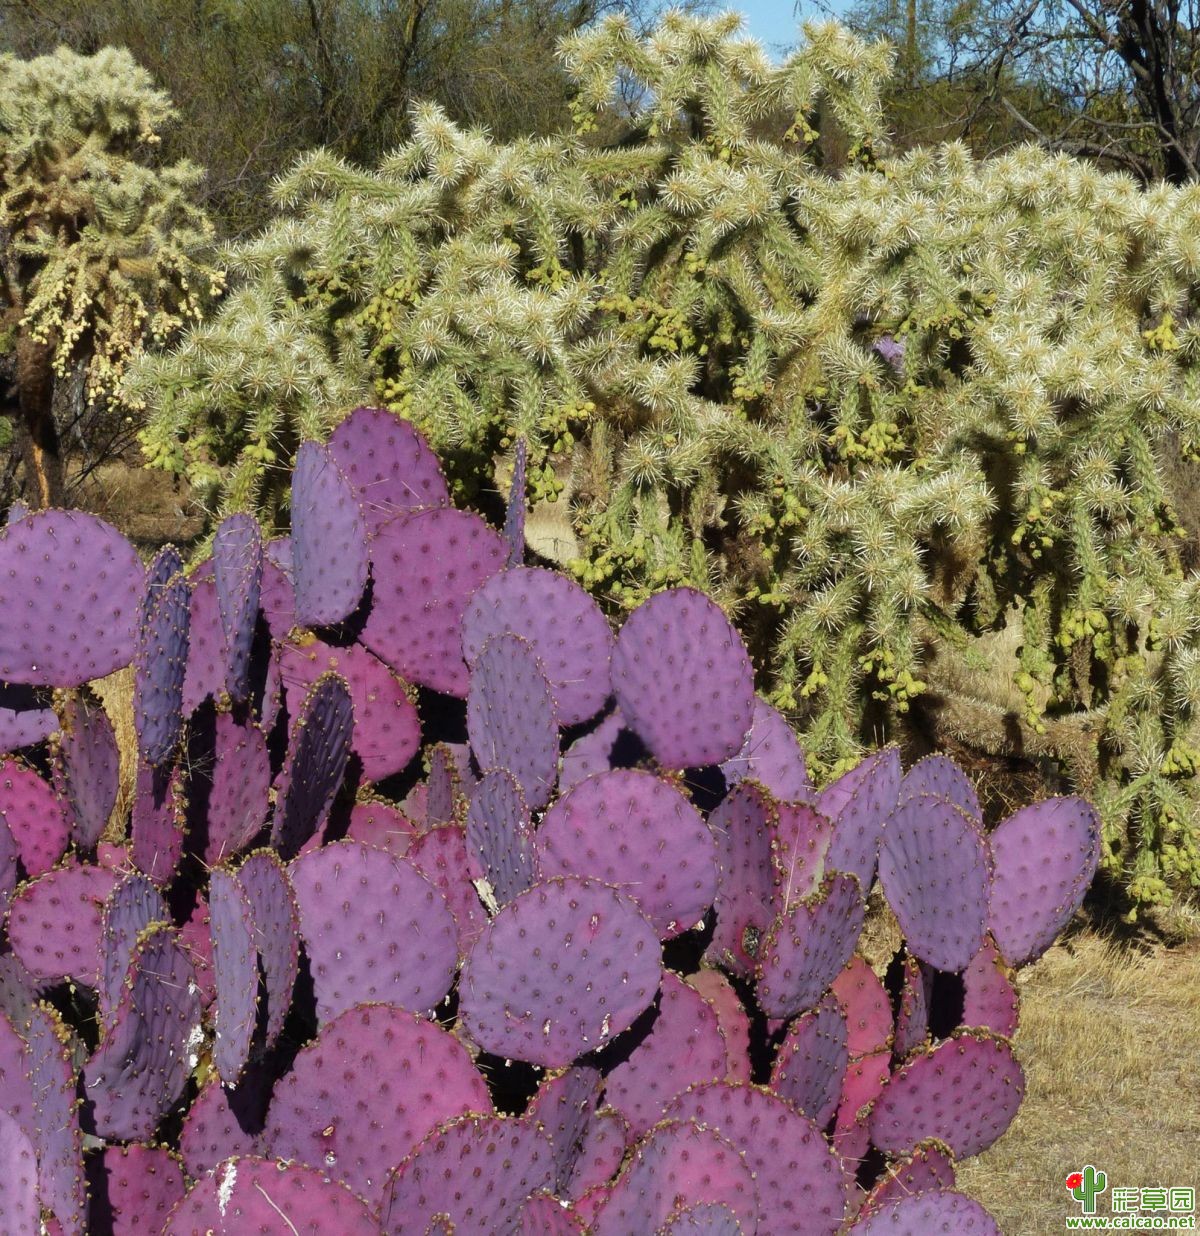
[958,933,1200,1231]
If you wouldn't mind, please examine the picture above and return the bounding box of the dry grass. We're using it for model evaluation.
[958,932,1200,1231]
[73,460,204,549]
[90,666,138,836]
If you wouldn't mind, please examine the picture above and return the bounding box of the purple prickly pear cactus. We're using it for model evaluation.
[592,1119,758,1236]
[0,511,143,686]
[271,671,354,860]
[163,1156,381,1235]
[832,1048,890,1165]
[988,796,1100,965]
[773,799,834,910]
[0,1109,38,1234]
[234,849,300,1047]
[564,1109,630,1201]
[208,868,260,1085]
[55,693,119,850]
[8,861,120,987]
[130,759,186,885]
[658,1202,746,1235]
[181,567,224,716]
[0,755,71,876]
[899,753,981,821]
[100,872,169,1025]
[894,954,931,1059]
[204,711,271,865]
[559,707,626,792]
[611,588,755,768]
[604,971,728,1138]
[526,1066,603,1193]
[756,872,865,1019]
[28,1002,87,1234]
[818,747,901,892]
[504,437,528,566]
[465,768,534,907]
[133,568,189,768]
[665,1082,853,1235]
[279,635,420,782]
[535,769,717,937]
[291,441,369,627]
[462,566,615,726]
[831,955,893,1057]
[345,797,417,857]
[89,1142,186,1235]
[869,1030,1025,1159]
[212,512,263,702]
[460,875,663,1067]
[0,682,57,753]
[706,780,778,978]
[327,404,450,534]
[962,936,1020,1037]
[514,1192,587,1234]
[468,632,560,810]
[177,1075,263,1179]
[858,1140,956,1216]
[379,1114,556,1235]
[849,1189,1001,1233]
[405,824,489,956]
[289,840,458,1023]
[770,994,849,1127]
[84,922,202,1140]
[263,1004,492,1206]
[685,968,751,1083]
[879,793,991,972]
[721,697,813,802]
[362,507,507,696]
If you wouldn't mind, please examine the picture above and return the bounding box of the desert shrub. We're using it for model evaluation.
[130,13,1200,911]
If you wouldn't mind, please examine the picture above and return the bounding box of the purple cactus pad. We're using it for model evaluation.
[379,1114,556,1235]
[0,511,143,686]
[685,969,751,1083]
[289,840,458,1023]
[504,438,528,567]
[100,873,170,1024]
[204,711,271,865]
[559,708,626,793]
[327,405,451,534]
[858,1140,956,1216]
[55,694,119,850]
[879,793,991,972]
[460,875,662,1067]
[291,441,369,628]
[770,994,849,1127]
[526,1066,603,1194]
[234,849,300,1046]
[658,1202,745,1235]
[893,955,930,1059]
[84,923,202,1141]
[130,759,186,885]
[208,868,260,1084]
[0,1110,37,1233]
[177,1076,263,1179]
[830,956,893,1057]
[988,796,1100,965]
[212,513,263,702]
[605,971,728,1138]
[405,824,489,957]
[0,755,71,876]
[362,507,507,696]
[0,682,56,753]
[345,798,417,858]
[465,768,534,907]
[90,1142,186,1234]
[133,569,189,767]
[962,936,1020,1037]
[848,1189,1001,1233]
[467,632,559,811]
[611,588,755,768]
[720,697,813,802]
[818,747,901,892]
[756,872,865,1020]
[869,1031,1025,1159]
[263,1003,492,1206]
[898,754,981,822]
[773,800,834,910]
[462,567,615,726]
[180,569,224,716]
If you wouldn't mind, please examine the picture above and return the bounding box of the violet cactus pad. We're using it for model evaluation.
[212,512,263,702]
[899,753,982,821]
[769,994,849,1127]
[462,566,614,726]
[0,511,143,686]
[89,1142,186,1234]
[289,840,458,1022]
[720,696,813,802]
[869,1031,1025,1159]
[27,1002,87,1233]
[504,437,528,567]
[879,794,991,972]
[611,587,755,768]
[207,868,260,1085]
[961,937,1020,1037]
[0,756,71,876]
[848,1189,1001,1233]
[459,875,662,1067]
[988,796,1100,965]
[55,693,119,850]
[465,768,534,907]
[818,746,901,893]
[263,1003,491,1206]
[133,568,189,768]
[858,1140,956,1216]
[534,768,717,937]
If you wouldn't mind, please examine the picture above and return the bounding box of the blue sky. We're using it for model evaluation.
[730,0,855,53]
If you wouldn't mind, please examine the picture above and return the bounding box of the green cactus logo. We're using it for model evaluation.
[1066,1166,1108,1214]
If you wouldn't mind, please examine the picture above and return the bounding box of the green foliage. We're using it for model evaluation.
[0,45,222,504]
[131,13,1200,910]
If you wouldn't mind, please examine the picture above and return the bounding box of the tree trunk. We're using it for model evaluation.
[15,333,63,509]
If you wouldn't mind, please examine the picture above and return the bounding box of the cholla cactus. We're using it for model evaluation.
[132,13,1200,909]
[0,46,222,506]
